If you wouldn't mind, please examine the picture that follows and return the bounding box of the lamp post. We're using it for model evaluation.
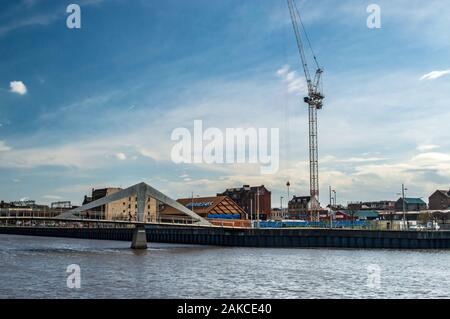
[329,186,332,210]
[255,190,261,228]
[332,189,337,207]
[286,181,290,219]
[250,198,253,226]
[286,181,291,199]
[397,184,408,230]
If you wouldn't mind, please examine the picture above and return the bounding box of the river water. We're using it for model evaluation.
[0,234,449,299]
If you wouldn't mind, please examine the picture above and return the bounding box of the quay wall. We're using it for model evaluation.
[1,225,450,249]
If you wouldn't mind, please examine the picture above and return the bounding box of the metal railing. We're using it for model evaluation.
[1,210,446,231]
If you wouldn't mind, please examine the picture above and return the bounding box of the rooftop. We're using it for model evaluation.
[437,190,450,198]
[402,198,427,205]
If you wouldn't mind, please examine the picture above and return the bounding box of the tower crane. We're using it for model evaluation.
[287,0,324,216]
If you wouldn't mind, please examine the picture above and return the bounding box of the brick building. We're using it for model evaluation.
[217,185,271,220]
[429,189,450,210]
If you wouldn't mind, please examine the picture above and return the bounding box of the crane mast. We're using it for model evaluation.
[287,0,324,215]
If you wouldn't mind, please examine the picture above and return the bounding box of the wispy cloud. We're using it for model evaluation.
[420,70,450,81]
[321,155,387,164]
[276,64,307,95]
[417,144,440,152]
[0,141,11,152]
[115,152,127,160]
[0,12,60,36]
[43,194,62,200]
[0,0,104,36]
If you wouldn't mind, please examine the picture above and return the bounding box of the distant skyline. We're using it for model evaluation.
[1,0,450,206]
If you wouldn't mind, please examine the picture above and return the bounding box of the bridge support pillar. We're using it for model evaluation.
[131,225,147,249]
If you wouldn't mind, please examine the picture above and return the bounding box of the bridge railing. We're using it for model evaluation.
[1,211,445,231]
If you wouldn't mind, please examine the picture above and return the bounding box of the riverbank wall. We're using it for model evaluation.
[1,225,450,249]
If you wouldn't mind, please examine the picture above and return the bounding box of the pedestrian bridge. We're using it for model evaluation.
[0,182,213,249]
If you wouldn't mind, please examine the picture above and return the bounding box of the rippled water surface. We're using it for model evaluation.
[1,234,449,299]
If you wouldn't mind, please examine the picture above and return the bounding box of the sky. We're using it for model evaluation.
[1,0,450,207]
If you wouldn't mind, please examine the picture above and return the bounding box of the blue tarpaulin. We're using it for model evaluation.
[207,214,241,220]
[257,220,369,228]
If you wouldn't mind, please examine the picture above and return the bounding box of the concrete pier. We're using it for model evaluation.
[131,225,147,249]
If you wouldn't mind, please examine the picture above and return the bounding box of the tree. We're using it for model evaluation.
[418,212,431,225]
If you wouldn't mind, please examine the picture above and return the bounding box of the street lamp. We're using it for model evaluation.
[397,184,408,230]
[286,181,291,199]
[255,190,261,228]
[286,181,291,219]
[332,190,337,207]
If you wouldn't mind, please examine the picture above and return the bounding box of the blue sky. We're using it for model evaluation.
[1,0,450,206]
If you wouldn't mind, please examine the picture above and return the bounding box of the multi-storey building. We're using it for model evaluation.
[82,187,158,222]
[217,185,271,220]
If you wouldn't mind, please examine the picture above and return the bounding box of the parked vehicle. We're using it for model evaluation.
[426,221,440,230]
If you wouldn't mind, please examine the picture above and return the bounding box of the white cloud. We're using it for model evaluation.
[417,144,440,152]
[138,149,159,161]
[321,155,387,164]
[0,141,115,168]
[420,70,450,81]
[115,152,127,160]
[276,65,307,95]
[43,195,62,200]
[354,152,450,188]
[9,81,27,95]
[0,141,11,152]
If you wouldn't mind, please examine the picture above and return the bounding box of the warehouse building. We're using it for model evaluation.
[394,197,427,212]
[160,196,249,227]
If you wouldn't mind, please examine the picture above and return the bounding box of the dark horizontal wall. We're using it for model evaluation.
[0,227,134,241]
[1,226,450,249]
[145,225,450,249]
